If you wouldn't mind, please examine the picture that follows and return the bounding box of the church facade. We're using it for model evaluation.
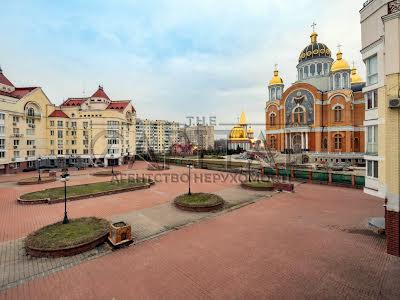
[265,29,366,163]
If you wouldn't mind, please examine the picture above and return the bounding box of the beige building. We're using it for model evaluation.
[47,86,136,167]
[360,0,400,256]
[0,67,52,173]
[0,68,136,172]
[136,119,180,154]
[183,125,215,150]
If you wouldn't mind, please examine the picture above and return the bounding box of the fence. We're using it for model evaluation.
[162,157,365,189]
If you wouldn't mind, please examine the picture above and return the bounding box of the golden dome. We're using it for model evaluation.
[269,69,284,86]
[229,125,248,140]
[331,51,350,72]
[351,67,364,84]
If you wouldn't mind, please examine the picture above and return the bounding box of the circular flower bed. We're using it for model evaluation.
[17,177,56,185]
[241,180,274,191]
[25,217,109,257]
[147,163,170,171]
[92,170,121,177]
[174,193,224,212]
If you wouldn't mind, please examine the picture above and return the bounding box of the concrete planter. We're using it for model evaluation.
[240,182,275,191]
[108,222,133,248]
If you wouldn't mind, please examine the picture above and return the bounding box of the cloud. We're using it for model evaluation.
[0,0,366,135]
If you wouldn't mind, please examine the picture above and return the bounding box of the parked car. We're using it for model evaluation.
[22,167,37,172]
[96,162,105,167]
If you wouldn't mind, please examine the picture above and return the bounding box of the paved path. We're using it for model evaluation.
[0,183,276,292]
[1,183,398,299]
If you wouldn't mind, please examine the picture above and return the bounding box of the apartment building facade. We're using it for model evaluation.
[360,0,400,256]
[135,119,180,155]
[0,68,137,173]
[183,125,215,150]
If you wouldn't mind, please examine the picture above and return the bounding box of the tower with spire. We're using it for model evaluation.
[268,65,284,101]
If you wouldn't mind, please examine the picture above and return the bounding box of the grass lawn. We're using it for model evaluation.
[25,217,109,250]
[242,181,274,188]
[174,193,224,207]
[20,179,148,201]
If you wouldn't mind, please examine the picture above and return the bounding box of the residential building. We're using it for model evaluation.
[0,67,52,173]
[136,119,180,154]
[360,0,400,256]
[265,28,366,164]
[183,125,215,150]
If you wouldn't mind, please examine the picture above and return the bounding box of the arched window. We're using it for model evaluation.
[271,87,276,101]
[27,107,35,117]
[322,138,328,150]
[342,73,349,89]
[323,63,328,75]
[293,107,305,124]
[304,66,309,78]
[276,88,282,100]
[317,63,322,75]
[334,134,342,150]
[269,113,276,126]
[334,106,343,122]
[334,73,341,89]
[310,64,316,76]
[270,136,276,149]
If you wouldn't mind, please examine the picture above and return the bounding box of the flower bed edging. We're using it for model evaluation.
[17,177,57,186]
[240,182,275,191]
[25,231,109,258]
[174,201,224,212]
[17,182,153,205]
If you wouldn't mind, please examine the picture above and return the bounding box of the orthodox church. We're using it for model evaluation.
[228,112,255,151]
[265,27,366,163]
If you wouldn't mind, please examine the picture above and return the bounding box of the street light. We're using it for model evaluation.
[110,154,115,175]
[187,163,193,195]
[61,172,70,224]
[37,157,42,183]
[248,158,252,182]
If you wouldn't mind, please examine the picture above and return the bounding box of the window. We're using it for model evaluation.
[334,106,343,122]
[27,161,35,168]
[323,63,328,75]
[322,138,327,150]
[366,55,378,85]
[317,63,322,75]
[270,136,276,149]
[26,128,35,136]
[310,64,316,76]
[71,140,76,145]
[50,120,55,127]
[58,140,63,146]
[276,88,282,100]
[71,121,77,127]
[72,149,77,154]
[367,160,378,178]
[366,90,378,109]
[58,130,63,138]
[0,152,4,158]
[83,149,89,154]
[13,128,20,135]
[354,138,360,152]
[271,87,276,101]
[71,131,76,136]
[26,118,35,125]
[27,108,35,117]
[334,134,342,150]
[50,140,54,145]
[0,113,4,120]
[27,150,35,157]
[0,126,4,135]
[108,139,119,145]
[57,121,63,127]
[58,150,63,155]
[293,107,305,124]
[0,139,5,149]
[366,125,378,154]
[334,73,341,89]
[50,130,54,136]
[13,116,19,123]
[269,113,276,126]
[13,151,20,158]
[342,73,349,89]
[83,121,88,129]
[304,65,309,78]
[14,140,19,146]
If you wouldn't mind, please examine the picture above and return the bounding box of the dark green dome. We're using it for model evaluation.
[299,42,332,63]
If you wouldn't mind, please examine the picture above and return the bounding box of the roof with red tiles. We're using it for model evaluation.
[0,87,37,99]
[61,98,87,106]
[91,85,110,100]
[106,101,130,110]
[0,68,14,87]
[48,110,69,118]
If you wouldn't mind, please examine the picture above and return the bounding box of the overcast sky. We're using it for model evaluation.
[1,0,366,135]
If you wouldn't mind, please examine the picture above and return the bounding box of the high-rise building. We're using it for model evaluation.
[360,0,400,256]
[183,125,215,150]
[135,119,180,155]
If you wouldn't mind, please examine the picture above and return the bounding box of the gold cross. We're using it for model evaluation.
[311,22,317,32]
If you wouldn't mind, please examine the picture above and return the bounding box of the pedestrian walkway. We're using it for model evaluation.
[0,185,276,291]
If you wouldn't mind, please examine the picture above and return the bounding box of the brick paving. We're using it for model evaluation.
[1,183,398,299]
[0,185,274,291]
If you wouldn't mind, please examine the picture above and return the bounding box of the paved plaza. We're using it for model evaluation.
[0,163,399,299]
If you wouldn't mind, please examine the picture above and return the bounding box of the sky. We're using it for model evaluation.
[0,0,366,135]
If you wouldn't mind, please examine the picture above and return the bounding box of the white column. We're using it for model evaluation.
[285,134,288,149]
[301,133,305,149]
[305,132,309,150]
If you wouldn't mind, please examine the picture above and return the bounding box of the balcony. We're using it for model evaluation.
[11,133,23,138]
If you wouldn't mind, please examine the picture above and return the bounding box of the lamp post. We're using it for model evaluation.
[248,158,252,182]
[37,157,41,182]
[187,163,193,195]
[110,154,115,175]
[61,171,70,224]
